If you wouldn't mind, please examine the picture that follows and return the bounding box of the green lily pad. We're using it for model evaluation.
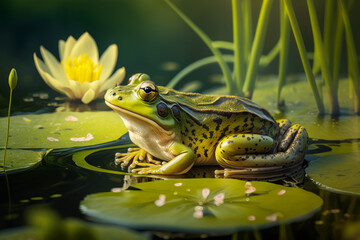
[306,152,360,196]
[252,77,360,140]
[0,222,150,240]
[80,178,323,234]
[0,149,45,174]
[72,145,135,175]
[0,111,127,149]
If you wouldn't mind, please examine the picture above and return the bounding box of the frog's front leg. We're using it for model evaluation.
[132,142,195,175]
[115,148,162,171]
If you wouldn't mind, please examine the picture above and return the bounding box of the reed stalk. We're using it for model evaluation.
[307,0,339,115]
[164,0,235,95]
[338,0,360,114]
[242,0,274,98]
[232,0,245,94]
[283,0,325,114]
[277,0,290,105]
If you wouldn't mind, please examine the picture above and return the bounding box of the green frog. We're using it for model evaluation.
[104,73,308,178]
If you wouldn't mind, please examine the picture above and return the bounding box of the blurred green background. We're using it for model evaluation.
[0,0,359,106]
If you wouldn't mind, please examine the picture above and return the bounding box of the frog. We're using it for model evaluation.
[104,73,308,178]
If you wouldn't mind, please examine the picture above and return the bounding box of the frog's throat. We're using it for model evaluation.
[105,101,174,137]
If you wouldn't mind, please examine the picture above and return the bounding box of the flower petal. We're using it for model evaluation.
[40,46,67,82]
[70,32,99,64]
[59,40,66,61]
[99,67,126,94]
[34,53,74,99]
[81,88,96,104]
[63,36,76,63]
[99,44,118,82]
[67,80,84,99]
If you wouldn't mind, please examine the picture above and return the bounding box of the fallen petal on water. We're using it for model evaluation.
[65,115,79,121]
[47,137,59,142]
[277,190,286,196]
[193,210,203,219]
[202,188,210,199]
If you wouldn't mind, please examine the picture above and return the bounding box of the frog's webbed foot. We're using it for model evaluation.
[131,165,163,175]
[115,148,162,172]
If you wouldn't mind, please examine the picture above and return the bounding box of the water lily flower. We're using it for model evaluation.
[34,32,125,104]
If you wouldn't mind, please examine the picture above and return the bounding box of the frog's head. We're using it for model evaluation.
[105,73,181,131]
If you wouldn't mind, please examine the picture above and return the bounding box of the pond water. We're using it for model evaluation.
[0,77,359,239]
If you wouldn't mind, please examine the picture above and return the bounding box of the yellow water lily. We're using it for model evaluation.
[34,32,125,104]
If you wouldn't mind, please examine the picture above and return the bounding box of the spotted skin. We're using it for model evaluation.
[179,111,279,165]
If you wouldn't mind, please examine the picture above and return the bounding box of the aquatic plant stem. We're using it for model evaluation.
[164,0,235,95]
[242,0,273,99]
[307,0,339,115]
[167,55,235,89]
[332,5,344,89]
[338,0,360,114]
[277,0,290,106]
[323,0,335,71]
[232,0,246,93]
[241,0,253,65]
[283,0,325,114]
[3,89,13,217]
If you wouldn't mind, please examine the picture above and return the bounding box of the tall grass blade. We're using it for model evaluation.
[164,0,235,94]
[243,0,274,98]
[232,0,246,93]
[338,0,360,113]
[307,0,339,115]
[167,55,234,89]
[283,0,325,114]
[277,0,290,106]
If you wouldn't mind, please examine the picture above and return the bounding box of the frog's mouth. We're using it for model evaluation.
[105,101,174,136]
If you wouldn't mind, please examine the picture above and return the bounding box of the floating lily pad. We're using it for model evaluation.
[306,152,360,196]
[80,178,323,234]
[0,222,150,240]
[0,149,45,174]
[72,145,135,175]
[0,111,127,149]
[252,77,360,140]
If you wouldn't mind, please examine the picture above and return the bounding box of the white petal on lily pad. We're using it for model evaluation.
[34,53,74,99]
[99,44,118,82]
[59,40,66,61]
[81,88,96,104]
[99,67,126,94]
[63,36,76,63]
[40,46,67,82]
[70,32,99,64]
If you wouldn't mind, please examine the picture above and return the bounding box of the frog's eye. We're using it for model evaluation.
[139,81,158,102]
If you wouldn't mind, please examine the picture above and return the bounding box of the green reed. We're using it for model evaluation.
[164,0,360,115]
[3,68,17,216]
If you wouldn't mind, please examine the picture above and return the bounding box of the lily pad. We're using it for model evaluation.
[0,222,150,240]
[80,178,323,234]
[72,145,135,175]
[306,152,360,196]
[0,111,127,149]
[0,149,45,174]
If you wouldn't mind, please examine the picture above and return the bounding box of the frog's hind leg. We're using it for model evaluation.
[215,133,275,168]
[215,126,308,169]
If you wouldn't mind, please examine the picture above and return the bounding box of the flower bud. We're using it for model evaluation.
[8,68,18,90]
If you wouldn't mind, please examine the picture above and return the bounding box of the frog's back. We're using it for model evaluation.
[159,88,278,165]
[159,87,275,124]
